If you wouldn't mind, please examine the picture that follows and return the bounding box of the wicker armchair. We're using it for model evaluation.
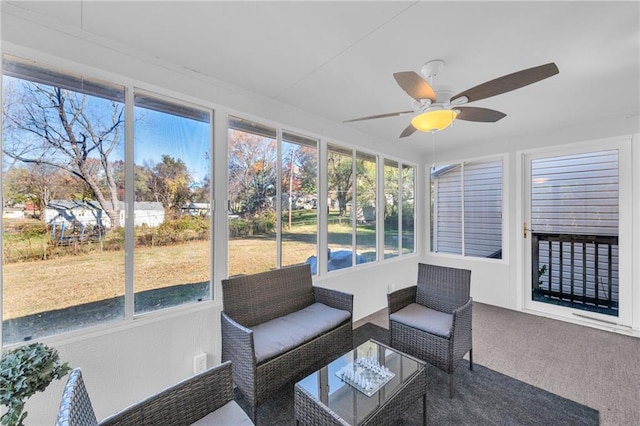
[221,264,353,424]
[56,361,253,426]
[387,263,472,398]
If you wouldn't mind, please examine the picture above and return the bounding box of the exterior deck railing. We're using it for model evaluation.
[532,232,619,315]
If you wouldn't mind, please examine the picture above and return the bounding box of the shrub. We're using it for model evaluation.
[251,209,277,235]
[0,343,70,426]
[228,209,276,238]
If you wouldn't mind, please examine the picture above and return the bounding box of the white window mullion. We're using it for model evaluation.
[351,150,357,267]
[276,128,283,269]
[461,162,466,256]
[398,163,404,254]
[317,141,328,275]
[124,87,135,320]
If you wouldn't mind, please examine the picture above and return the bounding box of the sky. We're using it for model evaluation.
[134,107,211,185]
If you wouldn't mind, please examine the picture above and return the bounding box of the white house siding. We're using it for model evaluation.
[45,200,111,228]
[531,150,619,305]
[464,160,503,258]
[2,208,24,219]
[432,159,503,258]
[131,202,165,227]
[46,200,165,229]
[432,165,462,254]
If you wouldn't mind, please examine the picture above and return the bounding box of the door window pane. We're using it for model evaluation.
[2,58,125,343]
[281,132,318,270]
[531,150,619,316]
[133,94,211,314]
[228,117,277,276]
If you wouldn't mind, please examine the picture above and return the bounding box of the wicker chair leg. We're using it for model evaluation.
[253,405,258,425]
[469,348,474,370]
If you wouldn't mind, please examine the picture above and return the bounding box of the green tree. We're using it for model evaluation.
[3,163,87,219]
[294,145,317,195]
[150,155,192,217]
[328,150,353,216]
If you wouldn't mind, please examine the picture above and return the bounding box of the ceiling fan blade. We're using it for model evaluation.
[393,71,437,103]
[399,123,417,138]
[455,107,506,122]
[450,63,559,104]
[343,110,413,123]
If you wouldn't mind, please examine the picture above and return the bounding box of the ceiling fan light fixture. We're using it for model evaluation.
[411,109,458,132]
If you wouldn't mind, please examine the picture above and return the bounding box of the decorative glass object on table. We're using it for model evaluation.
[335,345,395,397]
[295,339,425,426]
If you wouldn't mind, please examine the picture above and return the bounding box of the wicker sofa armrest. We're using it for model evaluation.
[387,285,417,315]
[100,361,235,426]
[313,286,354,314]
[451,297,473,332]
[221,311,257,391]
[451,297,473,357]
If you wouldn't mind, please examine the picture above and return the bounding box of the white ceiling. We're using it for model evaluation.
[4,1,640,154]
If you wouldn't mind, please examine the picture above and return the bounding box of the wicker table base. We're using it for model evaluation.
[294,339,427,426]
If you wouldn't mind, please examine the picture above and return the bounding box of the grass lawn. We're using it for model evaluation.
[3,215,413,320]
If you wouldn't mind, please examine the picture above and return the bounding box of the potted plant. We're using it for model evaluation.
[1,342,70,426]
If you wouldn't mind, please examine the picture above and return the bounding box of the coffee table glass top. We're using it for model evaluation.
[296,339,424,425]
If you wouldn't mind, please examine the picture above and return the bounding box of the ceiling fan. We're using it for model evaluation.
[344,60,559,138]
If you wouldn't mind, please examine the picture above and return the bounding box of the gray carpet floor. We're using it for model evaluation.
[234,322,599,425]
[357,302,640,426]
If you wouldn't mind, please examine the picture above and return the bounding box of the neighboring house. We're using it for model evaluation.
[272,194,317,211]
[2,206,25,220]
[120,201,165,227]
[181,202,211,217]
[45,200,110,229]
[46,200,165,230]
[431,163,502,258]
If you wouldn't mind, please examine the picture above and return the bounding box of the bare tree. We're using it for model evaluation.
[2,81,124,228]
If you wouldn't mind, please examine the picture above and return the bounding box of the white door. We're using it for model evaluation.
[522,137,632,328]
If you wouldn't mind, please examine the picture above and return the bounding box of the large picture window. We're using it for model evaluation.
[383,160,400,258]
[1,57,214,344]
[227,117,278,276]
[227,118,319,276]
[2,57,126,344]
[133,94,211,314]
[1,55,416,344]
[326,144,378,272]
[281,132,318,269]
[401,164,416,255]
[431,158,503,258]
[383,161,416,258]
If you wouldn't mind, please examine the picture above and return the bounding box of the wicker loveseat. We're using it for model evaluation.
[221,264,353,423]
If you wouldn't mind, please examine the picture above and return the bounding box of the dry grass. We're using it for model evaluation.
[2,237,318,319]
[2,220,378,319]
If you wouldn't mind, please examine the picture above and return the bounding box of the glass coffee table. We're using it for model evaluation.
[294,339,427,425]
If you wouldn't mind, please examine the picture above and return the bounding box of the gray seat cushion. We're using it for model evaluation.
[252,302,351,363]
[189,401,253,425]
[389,303,453,338]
